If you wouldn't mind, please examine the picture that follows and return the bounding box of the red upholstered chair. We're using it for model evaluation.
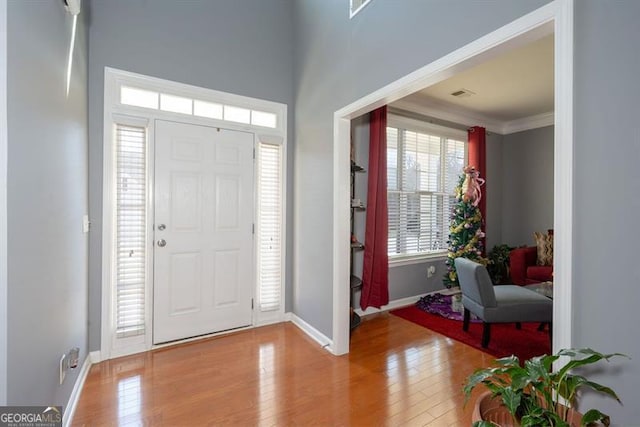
[509,246,553,285]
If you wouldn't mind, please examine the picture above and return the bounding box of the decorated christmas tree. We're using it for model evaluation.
[443,166,488,288]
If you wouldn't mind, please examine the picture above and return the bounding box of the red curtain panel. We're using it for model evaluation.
[360,106,389,310]
[468,126,487,253]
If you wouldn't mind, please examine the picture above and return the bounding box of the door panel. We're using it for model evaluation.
[154,120,254,344]
[215,176,241,229]
[169,251,201,315]
[171,172,201,231]
[213,250,240,307]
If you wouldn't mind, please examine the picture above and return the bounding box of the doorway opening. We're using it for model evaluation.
[332,1,573,355]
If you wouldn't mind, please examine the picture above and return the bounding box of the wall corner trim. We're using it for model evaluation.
[551,0,574,354]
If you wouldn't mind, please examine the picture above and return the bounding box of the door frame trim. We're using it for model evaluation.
[331,0,573,355]
[101,68,287,359]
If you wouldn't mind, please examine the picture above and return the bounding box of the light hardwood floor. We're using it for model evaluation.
[72,313,494,426]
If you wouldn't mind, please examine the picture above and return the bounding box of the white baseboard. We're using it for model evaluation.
[354,287,459,317]
[287,312,333,353]
[62,353,93,427]
[89,350,101,364]
[354,294,428,317]
[287,290,455,354]
[255,312,287,328]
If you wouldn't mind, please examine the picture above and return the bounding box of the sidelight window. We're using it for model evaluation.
[114,123,147,338]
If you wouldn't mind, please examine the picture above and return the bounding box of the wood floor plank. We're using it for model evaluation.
[71,312,490,426]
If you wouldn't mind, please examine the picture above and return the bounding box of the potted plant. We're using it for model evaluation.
[464,348,628,427]
[487,244,514,284]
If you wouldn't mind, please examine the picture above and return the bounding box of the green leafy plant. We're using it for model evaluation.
[487,244,514,284]
[464,348,628,427]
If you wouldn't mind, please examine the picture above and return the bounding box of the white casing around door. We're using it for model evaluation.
[153,120,254,344]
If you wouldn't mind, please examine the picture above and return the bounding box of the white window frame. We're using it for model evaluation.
[386,115,467,267]
[101,68,287,360]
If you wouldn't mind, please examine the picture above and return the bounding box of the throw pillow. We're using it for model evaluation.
[534,231,554,266]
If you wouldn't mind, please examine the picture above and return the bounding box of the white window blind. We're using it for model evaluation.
[387,124,465,258]
[257,142,282,312]
[114,124,147,338]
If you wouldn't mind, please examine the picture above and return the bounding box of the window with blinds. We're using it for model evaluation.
[114,124,147,338]
[257,143,283,312]
[387,123,466,258]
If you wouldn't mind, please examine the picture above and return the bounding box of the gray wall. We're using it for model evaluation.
[87,0,295,351]
[0,0,6,406]
[7,0,89,407]
[501,125,554,246]
[485,130,503,251]
[572,1,640,421]
[293,0,550,338]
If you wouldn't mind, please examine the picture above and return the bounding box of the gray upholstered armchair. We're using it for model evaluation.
[454,257,553,348]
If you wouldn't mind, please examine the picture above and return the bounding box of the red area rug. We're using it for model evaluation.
[391,305,551,362]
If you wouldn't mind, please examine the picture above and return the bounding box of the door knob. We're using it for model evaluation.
[157,239,167,247]
[157,224,166,231]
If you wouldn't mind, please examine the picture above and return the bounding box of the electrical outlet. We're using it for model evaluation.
[59,354,67,384]
[68,347,80,369]
[427,265,436,278]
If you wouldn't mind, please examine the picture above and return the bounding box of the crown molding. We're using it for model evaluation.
[392,98,554,135]
[392,98,503,134]
[502,111,554,134]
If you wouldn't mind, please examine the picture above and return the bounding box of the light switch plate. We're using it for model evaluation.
[82,215,90,233]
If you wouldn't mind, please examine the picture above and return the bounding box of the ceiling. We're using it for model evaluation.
[392,35,554,132]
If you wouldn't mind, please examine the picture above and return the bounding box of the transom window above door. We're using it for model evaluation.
[119,85,279,129]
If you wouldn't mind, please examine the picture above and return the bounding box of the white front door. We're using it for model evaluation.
[153,120,254,344]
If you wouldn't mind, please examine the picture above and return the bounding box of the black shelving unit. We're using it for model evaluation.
[350,160,365,332]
